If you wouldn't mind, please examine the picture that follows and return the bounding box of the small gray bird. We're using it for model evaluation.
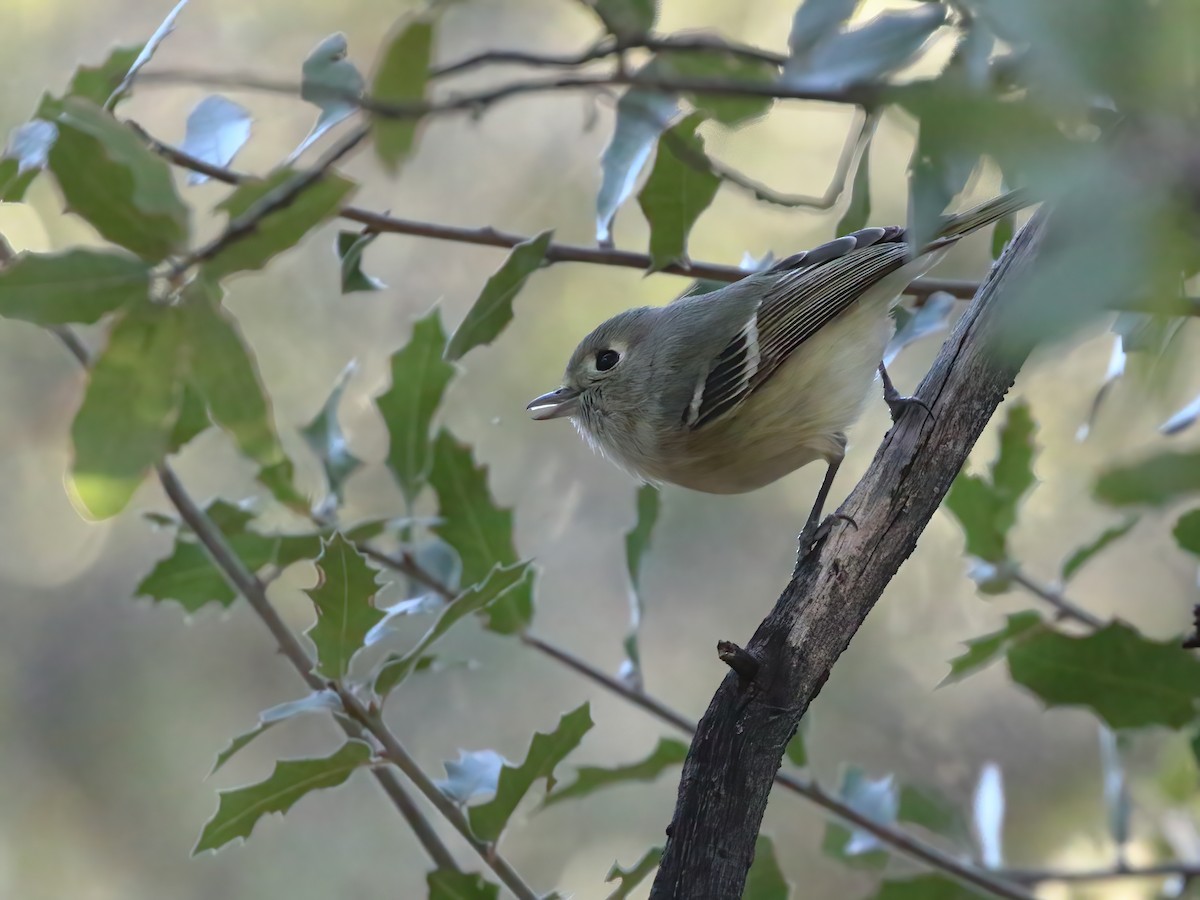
[528,191,1030,546]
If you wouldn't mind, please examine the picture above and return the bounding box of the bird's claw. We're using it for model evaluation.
[797,512,858,556]
[884,390,935,426]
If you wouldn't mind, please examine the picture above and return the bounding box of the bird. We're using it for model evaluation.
[527,190,1031,549]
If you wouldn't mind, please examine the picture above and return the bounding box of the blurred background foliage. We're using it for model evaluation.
[1,0,1200,898]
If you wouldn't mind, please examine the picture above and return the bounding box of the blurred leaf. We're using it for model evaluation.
[169,385,210,453]
[990,402,1036,524]
[867,876,983,899]
[0,249,149,325]
[543,736,687,807]
[371,18,433,172]
[1008,622,1200,729]
[788,0,860,57]
[468,703,593,842]
[445,230,552,360]
[1061,517,1138,583]
[973,762,1004,868]
[436,749,506,805]
[596,89,678,245]
[428,431,532,633]
[205,167,355,279]
[374,561,531,695]
[108,0,190,108]
[584,0,657,37]
[908,111,981,251]
[336,230,385,293]
[69,301,186,519]
[621,484,660,689]
[193,740,371,853]
[605,846,662,900]
[883,292,954,366]
[0,157,39,202]
[1162,392,1200,436]
[991,214,1013,260]
[1096,450,1200,507]
[180,95,252,185]
[784,724,807,767]
[180,278,300,507]
[428,870,498,900]
[303,534,383,680]
[211,690,342,775]
[647,50,777,126]
[49,98,189,262]
[291,33,365,161]
[941,611,1043,686]
[1174,510,1200,556]
[300,363,363,505]
[787,5,946,90]
[637,114,720,271]
[63,45,143,107]
[836,131,871,235]
[4,120,57,177]
[898,784,970,844]
[944,475,1007,565]
[745,835,789,900]
[1076,336,1125,443]
[377,308,456,503]
[1098,725,1131,849]
[822,823,887,870]
[823,766,896,864]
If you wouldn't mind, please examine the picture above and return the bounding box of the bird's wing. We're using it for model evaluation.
[687,227,911,429]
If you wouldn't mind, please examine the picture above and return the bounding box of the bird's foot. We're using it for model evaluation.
[883,387,935,426]
[797,512,858,557]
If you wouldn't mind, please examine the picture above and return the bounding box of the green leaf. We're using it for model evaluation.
[836,133,872,234]
[377,308,457,503]
[445,230,552,360]
[637,114,720,271]
[205,167,355,279]
[543,736,687,807]
[48,98,189,262]
[0,157,40,202]
[991,214,1014,260]
[990,401,1036,529]
[374,561,531,695]
[821,766,895,868]
[898,785,970,844]
[467,703,593,842]
[336,229,384,293]
[822,823,887,870]
[1096,450,1200,507]
[744,835,789,900]
[371,19,433,172]
[427,870,498,900]
[303,534,384,680]
[867,875,983,900]
[168,385,211,453]
[0,249,149,325]
[300,363,363,505]
[941,612,1043,686]
[3,120,57,182]
[180,95,252,185]
[784,725,807,767]
[107,0,191,108]
[292,33,365,161]
[436,749,506,805]
[585,0,657,38]
[193,740,371,853]
[605,846,662,900]
[622,484,660,688]
[70,301,186,518]
[1062,516,1138,582]
[789,0,859,56]
[210,690,342,775]
[1007,622,1200,729]
[596,88,678,244]
[428,431,532,633]
[180,278,300,507]
[1175,510,1200,556]
[63,44,144,107]
[944,475,1007,564]
[648,50,777,126]
[908,111,981,252]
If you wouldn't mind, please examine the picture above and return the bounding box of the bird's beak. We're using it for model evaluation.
[527,386,581,420]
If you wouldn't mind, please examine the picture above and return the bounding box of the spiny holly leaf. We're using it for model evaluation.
[836,130,872,234]
[107,0,191,108]
[1008,622,1200,729]
[193,739,371,853]
[63,44,143,107]
[371,18,433,172]
[48,98,189,262]
[867,875,983,900]
[941,612,1043,686]
[69,301,186,519]
[788,0,859,57]
[1096,450,1200,507]
[543,736,687,807]
[584,0,657,38]
[136,500,323,611]
[744,835,789,900]
[180,278,300,508]
[445,230,552,361]
[1061,516,1138,583]
[621,484,660,689]
[0,249,149,325]
[605,846,662,900]
[180,95,252,185]
[1175,510,1200,556]
[436,749,506,805]
[304,534,383,680]
[428,870,498,900]
[376,308,456,503]
[335,229,384,293]
[647,50,777,126]
[637,114,721,271]
[205,167,355,279]
[596,88,678,245]
[467,703,593,842]
[291,33,365,161]
[374,561,531,695]
[211,691,342,775]
[428,431,532,633]
[300,363,363,506]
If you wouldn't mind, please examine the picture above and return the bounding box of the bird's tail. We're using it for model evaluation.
[931,187,1037,246]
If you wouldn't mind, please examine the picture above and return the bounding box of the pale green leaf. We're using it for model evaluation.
[336,230,384,292]
[428,870,499,900]
[0,249,149,325]
[789,0,860,57]
[596,88,678,244]
[836,130,872,234]
[291,33,365,161]
[543,736,687,806]
[304,534,384,680]
[180,95,252,185]
[605,846,662,900]
[586,0,657,37]
[1175,510,1200,557]
[637,113,720,271]
[371,19,433,172]
[744,835,789,900]
[1096,450,1200,507]
[210,691,342,775]
[300,363,363,504]
[621,484,660,688]
[940,612,1043,686]
[1061,517,1138,582]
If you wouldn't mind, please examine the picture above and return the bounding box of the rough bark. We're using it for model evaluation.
[650,210,1050,899]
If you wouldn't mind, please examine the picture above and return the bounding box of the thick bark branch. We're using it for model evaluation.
[650,210,1051,900]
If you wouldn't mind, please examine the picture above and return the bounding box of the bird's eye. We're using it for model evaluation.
[595,349,621,372]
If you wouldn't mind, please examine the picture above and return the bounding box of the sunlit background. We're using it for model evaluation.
[1,0,1199,898]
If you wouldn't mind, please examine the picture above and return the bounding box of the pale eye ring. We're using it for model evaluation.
[595,349,620,371]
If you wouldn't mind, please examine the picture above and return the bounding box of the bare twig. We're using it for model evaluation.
[1001,861,1200,884]
[1009,567,1106,630]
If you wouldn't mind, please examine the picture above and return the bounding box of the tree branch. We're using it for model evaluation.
[648,210,1053,899]
[1001,861,1200,884]
[1009,566,1105,629]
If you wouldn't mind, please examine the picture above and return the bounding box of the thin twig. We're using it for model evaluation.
[1009,567,1105,629]
[1001,861,1200,884]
